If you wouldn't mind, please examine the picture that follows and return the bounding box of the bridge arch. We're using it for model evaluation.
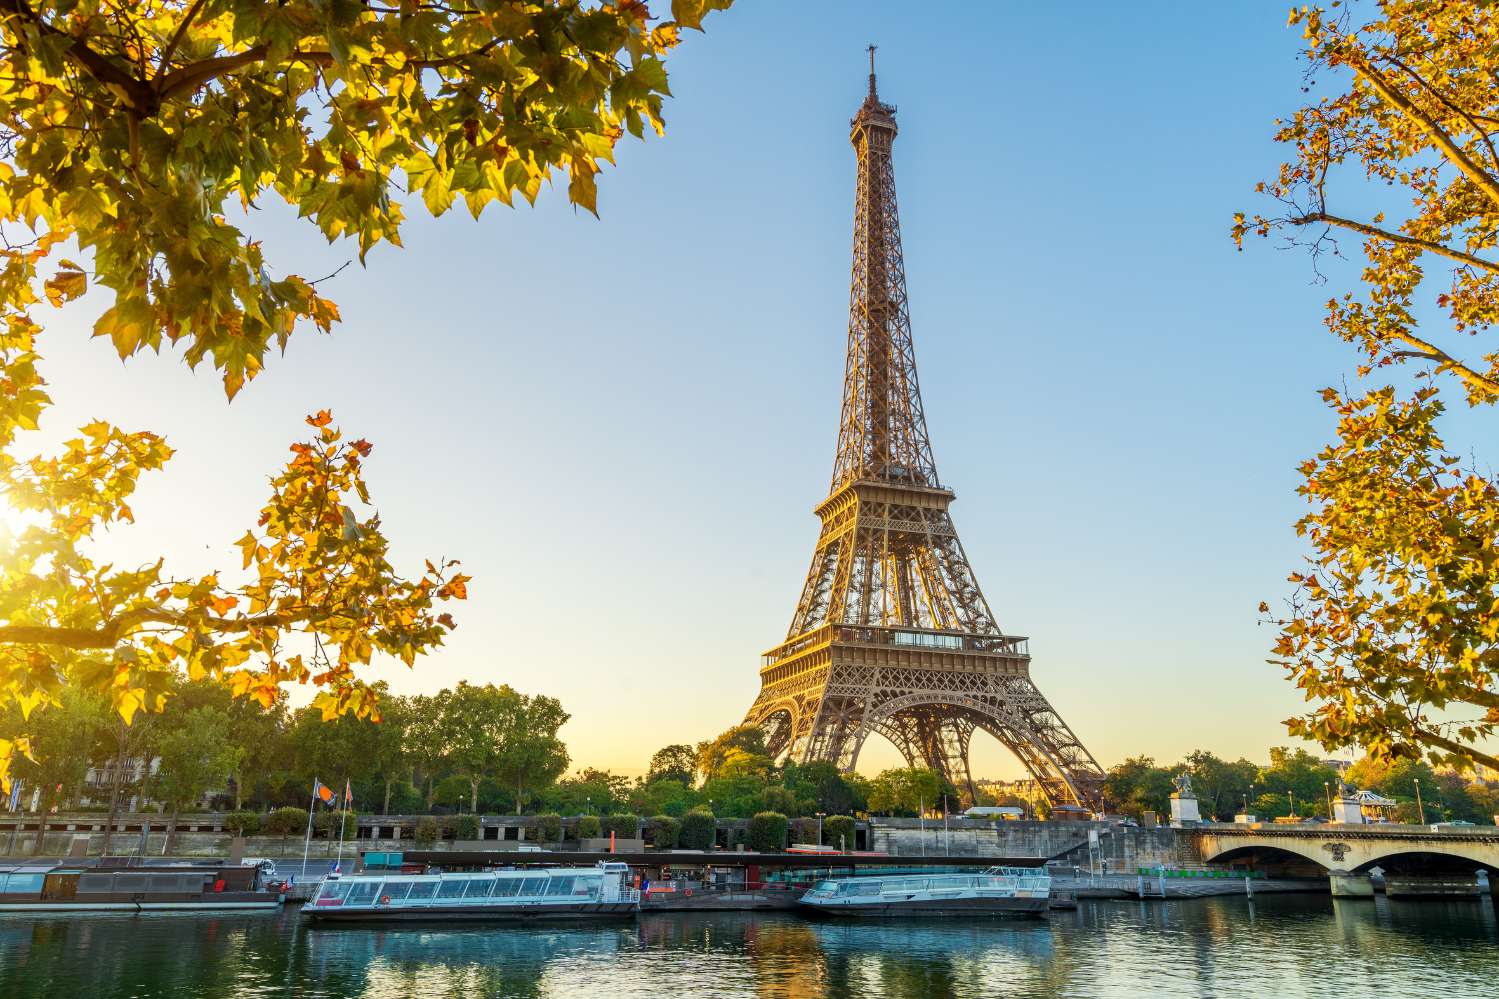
[1200,831,1499,876]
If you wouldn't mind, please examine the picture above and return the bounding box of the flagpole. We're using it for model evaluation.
[303,782,318,878]
[335,780,349,874]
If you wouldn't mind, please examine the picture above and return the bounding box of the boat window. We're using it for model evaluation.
[112,874,145,891]
[518,877,549,897]
[854,881,883,895]
[1,873,44,893]
[148,875,183,892]
[346,880,381,906]
[810,881,838,894]
[317,880,352,901]
[77,874,114,893]
[464,878,496,897]
[548,877,575,897]
[406,881,439,901]
[492,878,521,898]
[835,882,857,896]
[573,876,602,897]
[436,879,468,899]
[381,881,413,901]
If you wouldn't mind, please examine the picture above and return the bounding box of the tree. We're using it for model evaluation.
[6,686,105,825]
[0,0,737,788]
[442,681,509,812]
[405,692,449,809]
[646,745,698,788]
[824,814,854,850]
[286,704,377,802]
[153,706,242,853]
[367,689,411,816]
[489,687,569,814]
[867,767,943,816]
[1184,751,1259,821]
[1236,3,1499,774]
[694,726,767,783]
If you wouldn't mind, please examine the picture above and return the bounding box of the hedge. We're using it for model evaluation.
[453,814,480,841]
[824,815,855,850]
[537,813,563,842]
[223,812,261,837]
[266,807,308,838]
[578,815,601,839]
[605,814,640,838]
[748,811,788,853]
[679,809,716,851]
[650,815,681,849]
[415,817,441,843]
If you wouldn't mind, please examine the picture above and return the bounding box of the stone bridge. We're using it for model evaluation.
[1185,822,1499,878]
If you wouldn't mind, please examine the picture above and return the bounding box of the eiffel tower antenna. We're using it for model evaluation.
[742,63,1105,811]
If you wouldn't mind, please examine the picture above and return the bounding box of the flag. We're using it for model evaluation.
[344,779,353,805]
[314,780,334,805]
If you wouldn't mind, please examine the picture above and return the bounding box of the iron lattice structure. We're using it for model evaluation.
[743,64,1105,810]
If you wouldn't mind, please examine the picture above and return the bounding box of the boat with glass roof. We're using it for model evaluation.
[797,866,1051,917]
[302,861,640,922]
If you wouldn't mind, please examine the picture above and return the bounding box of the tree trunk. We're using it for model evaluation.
[101,741,127,856]
[164,803,180,856]
[233,774,242,811]
[425,771,436,810]
[516,777,523,815]
[383,775,393,816]
[470,775,480,813]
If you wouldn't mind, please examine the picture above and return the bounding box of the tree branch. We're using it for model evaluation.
[0,607,305,649]
[157,46,267,101]
[1292,210,1499,275]
[1412,726,1499,773]
[1349,54,1499,212]
[153,0,207,83]
[0,0,154,109]
[1383,326,1499,397]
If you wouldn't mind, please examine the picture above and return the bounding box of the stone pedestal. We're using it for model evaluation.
[1333,797,1364,824]
[1329,871,1374,896]
[1169,794,1199,828]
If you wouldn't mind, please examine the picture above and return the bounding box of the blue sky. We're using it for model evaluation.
[35,1,1428,779]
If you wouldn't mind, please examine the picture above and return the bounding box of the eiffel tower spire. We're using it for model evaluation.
[742,63,1105,811]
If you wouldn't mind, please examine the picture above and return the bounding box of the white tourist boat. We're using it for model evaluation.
[797,866,1052,918]
[302,861,640,922]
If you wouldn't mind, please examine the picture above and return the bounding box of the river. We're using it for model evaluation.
[1,895,1495,997]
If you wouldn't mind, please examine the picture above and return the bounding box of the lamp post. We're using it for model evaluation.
[586,796,591,816]
[1288,791,1294,820]
[1413,779,1424,825]
[816,812,825,849]
[1323,782,1332,819]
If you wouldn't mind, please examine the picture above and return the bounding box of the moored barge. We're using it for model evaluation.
[0,859,283,911]
[302,861,640,922]
[798,866,1051,918]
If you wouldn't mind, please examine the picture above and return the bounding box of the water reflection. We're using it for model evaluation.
[0,896,1494,998]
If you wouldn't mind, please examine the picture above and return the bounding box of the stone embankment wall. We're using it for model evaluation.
[865,819,1191,868]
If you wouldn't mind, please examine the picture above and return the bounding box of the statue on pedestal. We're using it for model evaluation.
[1169,770,1200,827]
[1172,771,1196,798]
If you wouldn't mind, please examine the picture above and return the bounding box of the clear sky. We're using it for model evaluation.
[31,1,1448,780]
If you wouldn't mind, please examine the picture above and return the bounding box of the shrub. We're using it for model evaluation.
[825,815,855,850]
[223,812,261,837]
[761,787,798,815]
[415,817,441,844]
[789,817,818,845]
[267,808,308,838]
[650,815,681,849]
[536,813,563,842]
[730,826,748,848]
[679,809,716,851]
[314,811,358,840]
[453,814,481,841]
[748,811,788,853]
[578,815,601,839]
[605,814,639,838]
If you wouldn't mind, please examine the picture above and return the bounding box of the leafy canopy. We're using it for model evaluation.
[0,0,734,787]
[1238,1,1499,773]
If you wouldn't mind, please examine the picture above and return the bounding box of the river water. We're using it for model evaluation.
[1,895,1496,998]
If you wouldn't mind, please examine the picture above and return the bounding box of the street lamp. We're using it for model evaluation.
[1323,782,1332,819]
[586,796,591,816]
[816,812,826,848]
[1413,779,1424,824]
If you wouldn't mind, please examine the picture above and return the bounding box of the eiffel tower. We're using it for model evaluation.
[743,53,1105,810]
